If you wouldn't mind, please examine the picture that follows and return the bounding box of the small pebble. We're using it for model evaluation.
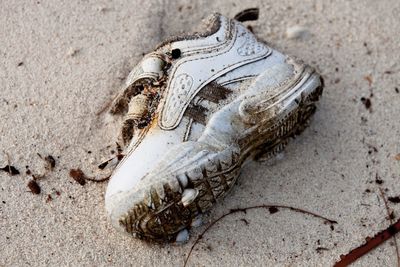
[66,47,79,57]
[286,25,309,40]
[175,229,189,244]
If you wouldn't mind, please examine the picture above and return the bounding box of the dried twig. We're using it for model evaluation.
[183,204,337,267]
[334,189,400,267]
[334,217,400,267]
[379,188,400,267]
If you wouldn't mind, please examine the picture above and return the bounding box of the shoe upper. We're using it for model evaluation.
[105,13,304,240]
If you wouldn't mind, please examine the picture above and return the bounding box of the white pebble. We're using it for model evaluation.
[286,25,309,40]
[175,229,189,244]
[181,188,199,207]
[191,215,203,228]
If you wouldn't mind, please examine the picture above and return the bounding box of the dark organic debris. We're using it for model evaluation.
[98,154,124,170]
[37,153,56,171]
[69,169,86,186]
[364,75,373,86]
[375,173,383,185]
[116,142,123,154]
[366,144,378,154]
[44,155,56,170]
[98,161,108,170]
[334,218,400,267]
[395,87,399,94]
[360,116,367,124]
[0,165,20,176]
[32,173,45,181]
[388,196,400,204]
[183,204,337,267]
[316,247,329,253]
[17,62,24,66]
[363,42,372,55]
[269,206,279,214]
[85,175,110,183]
[233,8,259,22]
[69,168,110,185]
[360,97,372,111]
[27,179,41,194]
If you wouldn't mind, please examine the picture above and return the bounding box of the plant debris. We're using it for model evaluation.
[98,154,124,170]
[25,166,31,175]
[364,75,373,86]
[183,204,337,267]
[395,154,400,161]
[335,208,400,266]
[375,173,383,185]
[0,165,20,176]
[69,169,86,186]
[388,196,400,204]
[44,155,56,170]
[37,153,56,171]
[366,144,378,154]
[69,168,110,185]
[27,179,41,194]
[269,206,279,214]
[316,247,329,253]
[233,8,259,22]
[360,97,372,111]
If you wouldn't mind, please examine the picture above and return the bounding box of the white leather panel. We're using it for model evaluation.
[159,17,271,130]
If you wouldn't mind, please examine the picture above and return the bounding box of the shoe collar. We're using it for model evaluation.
[157,14,271,130]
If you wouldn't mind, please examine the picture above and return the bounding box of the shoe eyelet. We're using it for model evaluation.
[171,48,181,59]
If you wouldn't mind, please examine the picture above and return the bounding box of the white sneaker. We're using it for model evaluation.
[105,12,323,242]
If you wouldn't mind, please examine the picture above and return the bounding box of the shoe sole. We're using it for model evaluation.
[118,69,324,242]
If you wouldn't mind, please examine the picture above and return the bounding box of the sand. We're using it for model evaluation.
[1,0,400,266]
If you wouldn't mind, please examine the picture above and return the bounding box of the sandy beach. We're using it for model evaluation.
[1,0,400,266]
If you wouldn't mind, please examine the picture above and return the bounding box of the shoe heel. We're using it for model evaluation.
[254,80,323,162]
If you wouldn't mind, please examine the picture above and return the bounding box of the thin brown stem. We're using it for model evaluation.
[334,218,400,267]
[84,175,110,182]
[183,204,337,267]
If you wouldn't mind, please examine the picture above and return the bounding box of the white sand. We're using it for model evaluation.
[1,0,400,266]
